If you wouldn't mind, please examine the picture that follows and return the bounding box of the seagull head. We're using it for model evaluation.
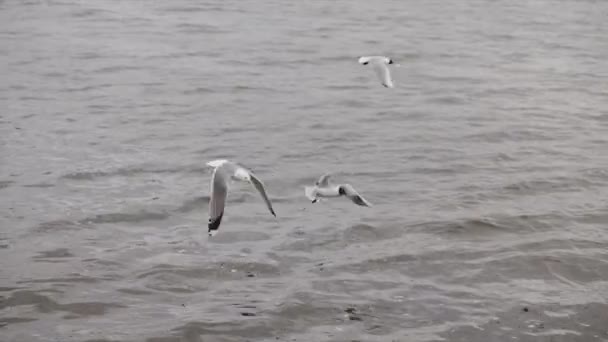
[338,186,346,196]
[206,159,229,168]
[234,168,251,181]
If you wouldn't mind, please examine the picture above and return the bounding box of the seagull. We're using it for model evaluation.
[206,159,276,236]
[304,173,372,207]
[357,56,395,88]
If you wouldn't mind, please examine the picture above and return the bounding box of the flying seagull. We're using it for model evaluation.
[304,173,372,207]
[207,159,276,236]
[358,55,395,88]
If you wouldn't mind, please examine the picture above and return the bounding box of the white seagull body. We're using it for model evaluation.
[207,159,276,235]
[304,173,372,207]
[358,55,395,88]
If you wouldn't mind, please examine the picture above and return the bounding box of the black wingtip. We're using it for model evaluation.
[208,212,223,235]
[353,196,368,207]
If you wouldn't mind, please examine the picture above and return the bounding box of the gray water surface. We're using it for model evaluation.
[1,0,608,341]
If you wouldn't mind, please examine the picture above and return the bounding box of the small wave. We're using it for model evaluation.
[0,287,22,292]
[409,217,520,235]
[342,223,404,243]
[474,253,608,283]
[175,23,227,34]
[0,317,37,328]
[183,87,215,95]
[17,275,116,284]
[412,163,474,175]
[442,302,605,341]
[63,84,113,93]
[61,165,208,181]
[581,167,608,182]
[116,288,155,296]
[136,261,282,281]
[33,248,74,261]
[144,282,205,294]
[34,220,84,233]
[79,210,170,224]
[142,118,168,125]
[336,99,372,108]
[71,8,111,18]
[333,253,418,274]
[166,320,272,341]
[502,177,593,195]
[93,65,146,74]
[318,55,357,62]
[572,209,608,225]
[325,84,368,91]
[312,278,401,294]
[161,6,208,13]
[61,171,112,180]
[231,85,276,93]
[18,96,51,101]
[285,49,318,57]
[0,180,14,190]
[176,196,210,213]
[265,292,348,327]
[87,103,112,111]
[63,300,126,317]
[427,95,467,105]
[73,52,102,60]
[22,183,54,188]
[508,238,606,253]
[277,229,345,253]
[465,128,555,143]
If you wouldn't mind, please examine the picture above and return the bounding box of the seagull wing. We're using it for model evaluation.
[341,184,373,207]
[249,173,276,217]
[372,61,394,88]
[304,186,318,202]
[315,173,332,187]
[208,167,229,235]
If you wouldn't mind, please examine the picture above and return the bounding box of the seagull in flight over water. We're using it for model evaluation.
[305,173,372,207]
[358,55,396,88]
[206,159,276,236]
